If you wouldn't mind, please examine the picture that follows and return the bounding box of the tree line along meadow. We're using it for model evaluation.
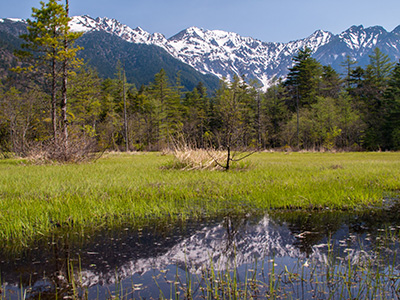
[1,0,400,163]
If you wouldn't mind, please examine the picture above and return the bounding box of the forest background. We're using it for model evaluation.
[1,0,400,161]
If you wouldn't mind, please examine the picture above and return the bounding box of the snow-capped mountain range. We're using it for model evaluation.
[1,16,400,90]
[69,15,400,90]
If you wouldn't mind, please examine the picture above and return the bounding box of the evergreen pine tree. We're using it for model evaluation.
[285,47,323,148]
[16,0,82,143]
[384,61,400,149]
[341,55,357,91]
[363,48,394,149]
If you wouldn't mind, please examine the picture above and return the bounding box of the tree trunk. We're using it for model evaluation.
[226,145,231,171]
[61,57,68,146]
[61,0,69,148]
[296,86,300,148]
[123,70,128,151]
[51,55,57,141]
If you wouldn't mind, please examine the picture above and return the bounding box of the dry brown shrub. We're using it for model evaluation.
[26,130,100,164]
[169,142,227,170]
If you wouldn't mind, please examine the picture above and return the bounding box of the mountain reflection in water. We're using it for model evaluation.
[1,207,400,299]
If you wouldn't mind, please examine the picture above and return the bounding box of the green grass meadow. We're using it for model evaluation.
[0,152,399,246]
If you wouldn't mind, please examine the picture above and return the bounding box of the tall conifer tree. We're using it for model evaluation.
[17,0,82,142]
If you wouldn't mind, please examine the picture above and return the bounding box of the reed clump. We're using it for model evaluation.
[168,141,253,171]
[169,143,227,170]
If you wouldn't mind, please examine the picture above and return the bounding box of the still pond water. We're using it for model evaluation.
[2,204,400,299]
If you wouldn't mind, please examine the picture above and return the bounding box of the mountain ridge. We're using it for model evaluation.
[68,15,400,89]
[2,16,400,90]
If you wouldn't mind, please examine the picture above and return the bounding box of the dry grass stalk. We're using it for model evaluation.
[171,143,227,170]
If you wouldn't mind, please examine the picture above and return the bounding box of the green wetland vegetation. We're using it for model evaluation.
[0,151,399,299]
[0,151,399,249]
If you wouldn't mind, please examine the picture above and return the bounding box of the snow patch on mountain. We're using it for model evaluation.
[69,15,96,32]
[339,25,382,51]
[6,18,24,23]
[70,15,168,45]
[0,18,25,23]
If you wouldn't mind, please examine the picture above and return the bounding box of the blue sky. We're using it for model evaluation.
[1,0,400,42]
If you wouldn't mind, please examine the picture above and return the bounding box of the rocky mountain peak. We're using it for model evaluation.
[392,25,400,35]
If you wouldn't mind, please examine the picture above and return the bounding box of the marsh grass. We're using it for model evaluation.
[0,152,399,248]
